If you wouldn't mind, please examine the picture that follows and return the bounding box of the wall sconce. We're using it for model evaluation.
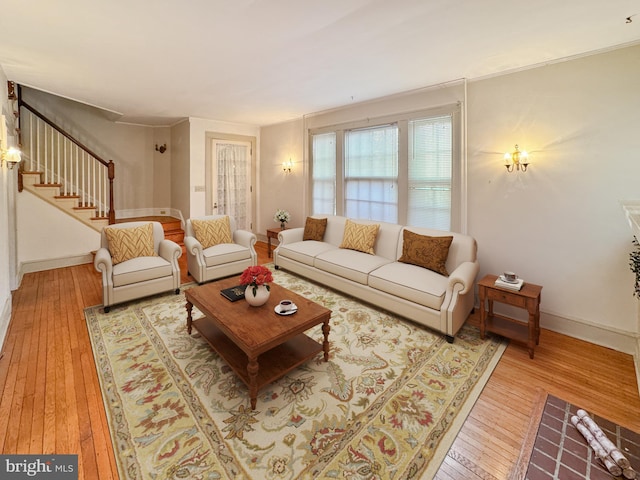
[283,158,293,173]
[503,144,529,172]
[1,147,21,169]
[155,143,167,154]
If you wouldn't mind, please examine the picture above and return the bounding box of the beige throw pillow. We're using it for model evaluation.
[339,219,379,255]
[398,229,453,276]
[192,216,233,248]
[105,223,157,265]
[303,217,328,241]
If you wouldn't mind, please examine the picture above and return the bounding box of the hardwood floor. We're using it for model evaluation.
[1,240,638,479]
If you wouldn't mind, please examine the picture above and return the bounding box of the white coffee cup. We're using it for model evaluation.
[503,271,518,282]
[279,300,294,312]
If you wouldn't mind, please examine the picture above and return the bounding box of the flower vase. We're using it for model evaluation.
[245,284,270,307]
[280,222,286,229]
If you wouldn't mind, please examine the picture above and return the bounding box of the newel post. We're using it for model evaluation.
[107,160,115,225]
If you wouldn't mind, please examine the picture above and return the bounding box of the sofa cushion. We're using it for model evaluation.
[369,262,447,310]
[315,248,392,284]
[278,241,338,266]
[303,217,328,241]
[192,216,232,248]
[203,243,252,267]
[113,256,173,287]
[105,222,157,265]
[398,229,453,276]
[339,219,379,254]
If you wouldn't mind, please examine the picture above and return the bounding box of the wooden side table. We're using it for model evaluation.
[266,227,284,258]
[478,274,543,359]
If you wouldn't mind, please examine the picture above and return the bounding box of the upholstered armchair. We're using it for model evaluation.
[184,215,257,284]
[94,221,182,312]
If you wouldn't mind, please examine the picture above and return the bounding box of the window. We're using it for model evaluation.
[310,106,459,230]
[344,125,398,222]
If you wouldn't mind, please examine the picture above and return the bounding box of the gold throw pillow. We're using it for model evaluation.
[339,219,379,255]
[105,223,157,265]
[303,217,328,241]
[192,216,233,248]
[398,229,453,276]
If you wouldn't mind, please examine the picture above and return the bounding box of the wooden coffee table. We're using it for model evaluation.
[185,276,331,410]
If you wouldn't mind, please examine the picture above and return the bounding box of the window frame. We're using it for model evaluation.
[308,103,462,231]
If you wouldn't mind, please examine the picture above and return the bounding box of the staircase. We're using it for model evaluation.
[21,171,110,231]
[116,216,185,246]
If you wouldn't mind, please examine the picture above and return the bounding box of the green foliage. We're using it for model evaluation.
[630,237,640,297]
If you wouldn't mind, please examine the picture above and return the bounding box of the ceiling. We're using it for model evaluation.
[1,0,638,127]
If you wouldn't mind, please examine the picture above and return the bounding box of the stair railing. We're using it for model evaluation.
[17,99,116,224]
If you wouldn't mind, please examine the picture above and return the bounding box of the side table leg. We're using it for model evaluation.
[322,320,331,362]
[268,236,273,258]
[528,310,536,359]
[186,300,193,334]
[247,357,259,410]
[479,288,487,339]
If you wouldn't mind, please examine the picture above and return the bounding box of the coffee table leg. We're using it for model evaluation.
[322,320,330,362]
[186,300,193,334]
[247,357,259,410]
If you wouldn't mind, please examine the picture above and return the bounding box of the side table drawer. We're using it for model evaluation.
[487,288,527,308]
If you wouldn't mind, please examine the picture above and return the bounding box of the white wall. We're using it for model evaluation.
[0,66,15,351]
[258,44,640,353]
[260,119,304,236]
[467,45,640,352]
[17,191,99,271]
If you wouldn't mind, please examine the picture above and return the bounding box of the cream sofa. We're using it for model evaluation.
[274,215,479,342]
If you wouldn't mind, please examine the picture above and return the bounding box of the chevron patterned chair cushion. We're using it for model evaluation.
[339,219,380,255]
[398,229,453,276]
[191,216,233,249]
[105,222,157,265]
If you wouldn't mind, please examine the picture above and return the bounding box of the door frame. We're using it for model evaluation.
[205,132,257,232]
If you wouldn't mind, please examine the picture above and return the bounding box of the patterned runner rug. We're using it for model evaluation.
[85,267,507,479]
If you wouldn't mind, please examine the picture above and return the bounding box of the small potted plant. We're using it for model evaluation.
[240,265,274,306]
[274,209,290,229]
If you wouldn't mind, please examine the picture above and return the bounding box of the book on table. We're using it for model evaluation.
[220,285,246,301]
[495,276,524,291]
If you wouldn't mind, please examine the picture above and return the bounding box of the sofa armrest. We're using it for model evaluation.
[447,261,480,295]
[278,228,304,245]
[184,235,203,257]
[159,239,182,263]
[94,247,113,277]
[234,229,257,249]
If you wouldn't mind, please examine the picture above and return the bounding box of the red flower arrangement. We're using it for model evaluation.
[239,265,274,295]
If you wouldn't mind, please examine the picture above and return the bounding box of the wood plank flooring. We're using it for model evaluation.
[0,240,638,479]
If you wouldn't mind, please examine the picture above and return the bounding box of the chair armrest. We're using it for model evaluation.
[447,261,480,295]
[94,247,113,277]
[159,239,182,262]
[234,229,257,249]
[184,235,203,257]
[278,228,304,245]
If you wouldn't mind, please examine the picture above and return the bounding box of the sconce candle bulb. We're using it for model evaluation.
[283,158,293,173]
[504,144,529,172]
[1,146,21,169]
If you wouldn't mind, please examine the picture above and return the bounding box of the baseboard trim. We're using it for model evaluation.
[540,310,637,355]
[0,296,11,357]
[20,253,94,279]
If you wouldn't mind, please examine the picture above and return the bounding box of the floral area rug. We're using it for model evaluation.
[84,267,507,479]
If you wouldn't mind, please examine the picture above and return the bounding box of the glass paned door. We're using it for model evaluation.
[211,139,251,230]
